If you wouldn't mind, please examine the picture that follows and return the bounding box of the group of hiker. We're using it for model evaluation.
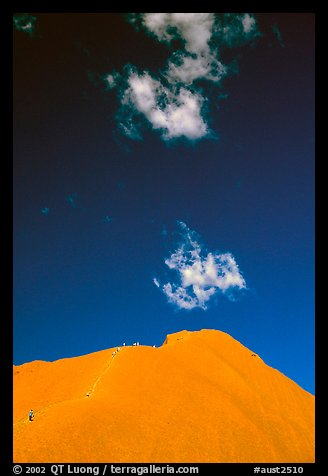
[27,340,159,422]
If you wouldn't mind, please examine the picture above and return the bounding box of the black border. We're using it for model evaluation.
[7,9,319,475]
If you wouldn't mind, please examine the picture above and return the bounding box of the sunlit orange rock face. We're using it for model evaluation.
[14,329,314,463]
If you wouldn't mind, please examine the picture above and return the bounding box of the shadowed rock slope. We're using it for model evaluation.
[13,329,314,462]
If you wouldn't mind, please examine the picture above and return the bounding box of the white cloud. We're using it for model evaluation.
[13,14,37,36]
[40,207,50,216]
[104,73,119,89]
[153,277,160,288]
[242,14,257,34]
[155,221,246,310]
[66,194,77,208]
[122,71,208,140]
[105,13,260,142]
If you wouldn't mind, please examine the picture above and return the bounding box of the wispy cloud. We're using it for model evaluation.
[155,221,246,310]
[153,277,160,288]
[161,225,168,237]
[13,13,37,36]
[216,13,260,47]
[66,194,78,209]
[105,13,260,142]
[40,207,50,216]
[271,24,285,48]
[103,72,120,89]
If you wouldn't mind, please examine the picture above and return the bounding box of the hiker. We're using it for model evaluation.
[29,409,34,422]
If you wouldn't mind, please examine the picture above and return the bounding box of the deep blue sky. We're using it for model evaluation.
[13,13,315,394]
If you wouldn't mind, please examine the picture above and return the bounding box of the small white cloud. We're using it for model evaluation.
[40,207,50,216]
[155,221,246,310]
[142,13,215,55]
[66,194,77,208]
[13,14,37,36]
[241,13,256,34]
[104,73,119,89]
[153,277,160,288]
